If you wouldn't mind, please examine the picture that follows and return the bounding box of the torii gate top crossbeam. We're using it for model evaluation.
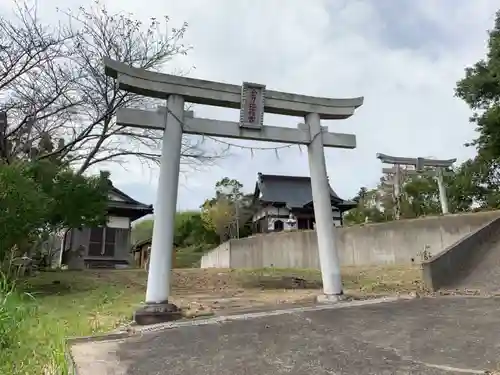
[376,153,456,168]
[103,57,364,120]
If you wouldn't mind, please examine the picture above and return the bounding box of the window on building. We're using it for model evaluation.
[274,220,284,232]
[88,227,117,256]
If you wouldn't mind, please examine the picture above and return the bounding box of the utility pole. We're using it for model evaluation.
[221,186,241,240]
[376,153,456,215]
[235,201,240,239]
[228,199,240,240]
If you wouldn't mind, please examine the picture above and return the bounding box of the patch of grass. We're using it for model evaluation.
[1,265,422,374]
[0,274,39,374]
[3,270,146,374]
[0,277,31,346]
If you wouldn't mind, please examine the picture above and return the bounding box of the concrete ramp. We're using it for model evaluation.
[422,214,500,293]
[450,232,500,293]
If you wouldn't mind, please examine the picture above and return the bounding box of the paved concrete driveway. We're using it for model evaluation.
[70,297,500,374]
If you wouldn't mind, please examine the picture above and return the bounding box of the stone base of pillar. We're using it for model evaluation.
[316,293,347,304]
[134,301,182,325]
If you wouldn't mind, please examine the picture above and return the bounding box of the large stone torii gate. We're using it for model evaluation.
[377,153,456,218]
[103,57,364,324]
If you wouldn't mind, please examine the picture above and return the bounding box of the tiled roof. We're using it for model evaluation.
[254,173,355,209]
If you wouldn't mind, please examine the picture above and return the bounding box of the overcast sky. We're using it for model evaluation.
[29,1,500,211]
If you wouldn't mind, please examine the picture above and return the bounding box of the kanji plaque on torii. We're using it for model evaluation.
[240,82,265,129]
[103,57,364,325]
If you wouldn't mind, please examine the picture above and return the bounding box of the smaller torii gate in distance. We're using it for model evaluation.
[104,57,364,324]
[377,153,456,219]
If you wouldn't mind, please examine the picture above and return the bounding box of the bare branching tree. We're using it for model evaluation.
[0,1,77,162]
[1,0,222,173]
[52,1,221,174]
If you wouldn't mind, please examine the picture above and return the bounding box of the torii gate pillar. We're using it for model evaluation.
[306,113,343,299]
[145,95,184,305]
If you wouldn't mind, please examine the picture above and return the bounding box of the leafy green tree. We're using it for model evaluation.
[28,160,109,229]
[344,187,389,225]
[131,219,154,245]
[0,131,110,264]
[215,178,244,201]
[455,10,500,160]
[174,211,218,247]
[446,158,483,211]
[201,177,253,240]
[130,211,219,268]
[201,198,235,242]
[449,156,500,210]
[400,173,441,218]
[454,9,500,209]
[0,161,109,263]
[131,212,219,247]
[24,132,109,231]
[0,163,50,261]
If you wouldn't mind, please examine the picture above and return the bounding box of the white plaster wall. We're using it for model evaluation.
[108,216,130,229]
[253,206,290,221]
[254,206,342,229]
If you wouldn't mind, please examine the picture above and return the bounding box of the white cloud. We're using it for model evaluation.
[29,0,500,209]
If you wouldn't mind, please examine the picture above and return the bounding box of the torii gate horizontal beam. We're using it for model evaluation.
[382,167,418,175]
[382,167,454,175]
[382,167,454,176]
[104,57,364,120]
[117,108,356,148]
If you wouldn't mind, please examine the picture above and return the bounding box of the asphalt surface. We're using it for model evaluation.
[70,297,500,374]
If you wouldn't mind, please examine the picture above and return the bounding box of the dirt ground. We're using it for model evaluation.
[25,266,424,321]
[159,266,423,316]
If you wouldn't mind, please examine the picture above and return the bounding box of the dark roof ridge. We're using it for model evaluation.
[258,173,313,180]
[258,172,340,180]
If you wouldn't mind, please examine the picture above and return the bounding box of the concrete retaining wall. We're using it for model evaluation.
[200,241,230,268]
[201,211,500,269]
[422,215,500,291]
